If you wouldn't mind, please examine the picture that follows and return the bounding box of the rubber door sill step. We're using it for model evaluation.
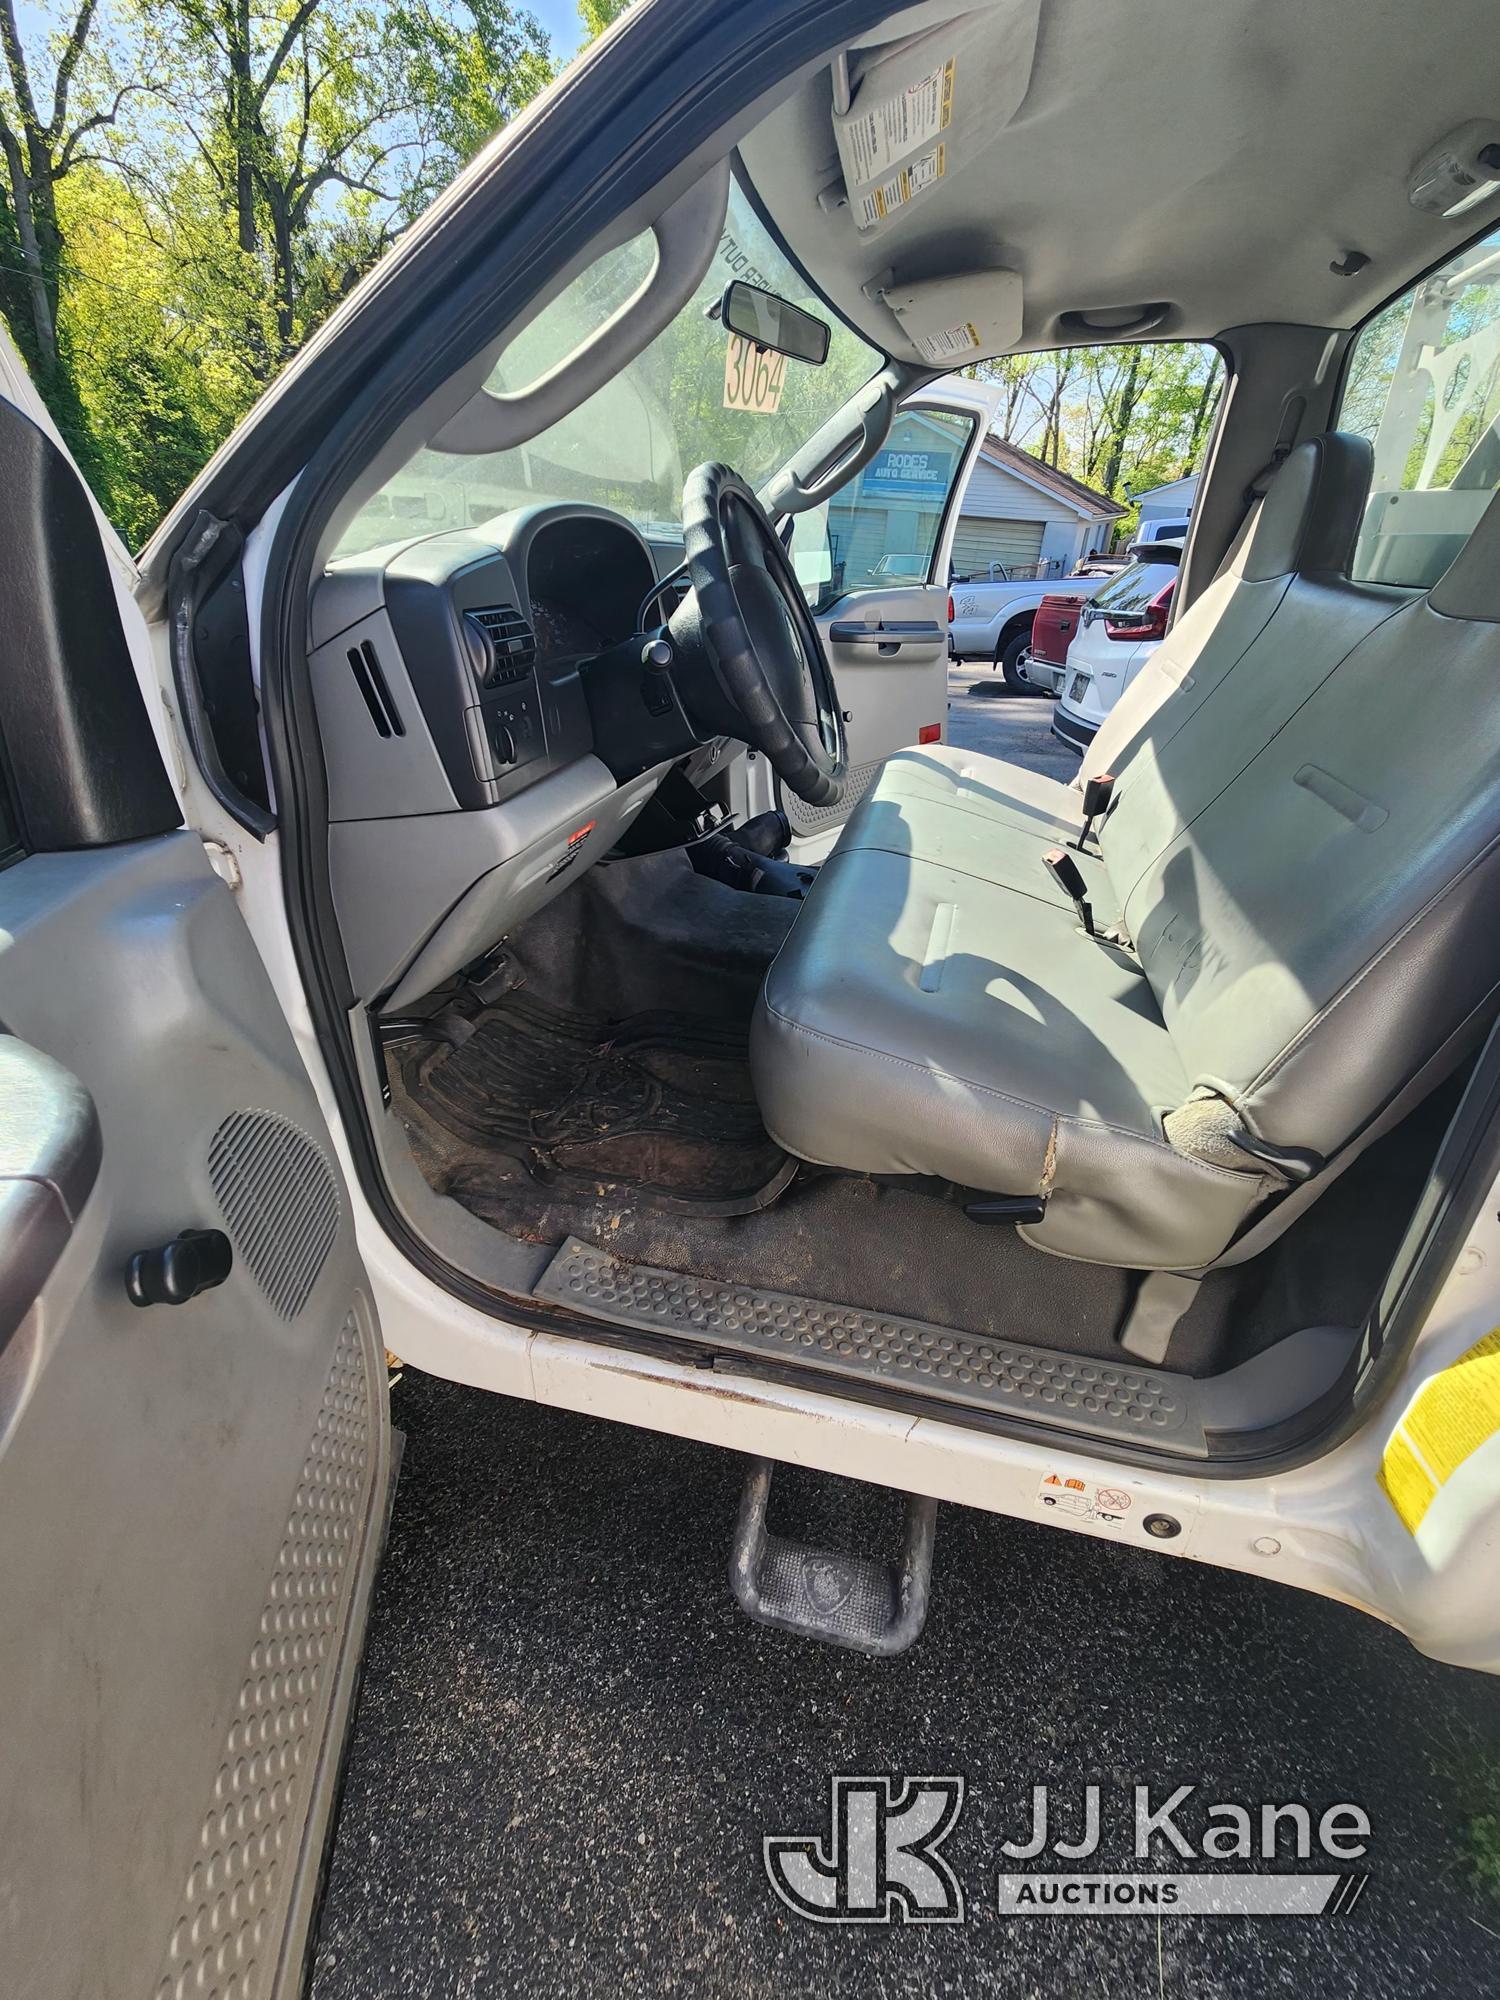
[534,1236,1207,1454]
[730,1459,936,1656]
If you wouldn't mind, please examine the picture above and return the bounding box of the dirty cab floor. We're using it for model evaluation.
[389,852,1455,1378]
[398,991,790,1209]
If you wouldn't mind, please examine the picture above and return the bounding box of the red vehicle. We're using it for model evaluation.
[1019,590,1088,693]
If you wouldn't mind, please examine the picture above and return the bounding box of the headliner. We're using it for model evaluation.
[740,0,1500,365]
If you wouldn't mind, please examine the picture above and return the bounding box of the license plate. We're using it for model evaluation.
[1069,671,1091,701]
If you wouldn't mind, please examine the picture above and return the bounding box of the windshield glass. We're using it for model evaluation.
[338,178,882,556]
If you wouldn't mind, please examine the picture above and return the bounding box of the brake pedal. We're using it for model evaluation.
[729,1459,937,1656]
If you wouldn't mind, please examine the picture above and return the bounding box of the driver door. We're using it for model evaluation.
[768,391,987,853]
[0,347,390,2000]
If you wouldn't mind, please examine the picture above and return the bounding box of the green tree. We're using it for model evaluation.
[157,0,553,371]
[577,0,628,39]
[971,340,1222,538]
[0,0,560,538]
[0,0,154,472]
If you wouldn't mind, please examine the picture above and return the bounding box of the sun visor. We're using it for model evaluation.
[830,1,1040,239]
[878,269,1023,366]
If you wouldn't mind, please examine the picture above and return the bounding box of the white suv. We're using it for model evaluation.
[1052,542,1181,753]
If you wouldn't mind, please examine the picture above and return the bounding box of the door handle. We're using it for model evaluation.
[126,1228,234,1308]
[827,619,944,652]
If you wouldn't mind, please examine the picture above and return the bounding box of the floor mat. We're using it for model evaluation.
[398,992,789,1207]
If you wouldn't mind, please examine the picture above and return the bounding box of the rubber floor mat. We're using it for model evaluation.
[399,993,790,1208]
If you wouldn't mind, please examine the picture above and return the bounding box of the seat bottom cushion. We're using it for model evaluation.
[875,742,1087,839]
[836,781,1119,926]
[750,843,1269,1269]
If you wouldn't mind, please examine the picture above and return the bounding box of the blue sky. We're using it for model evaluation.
[528,0,588,62]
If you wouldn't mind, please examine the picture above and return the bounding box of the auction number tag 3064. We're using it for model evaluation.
[724,334,788,414]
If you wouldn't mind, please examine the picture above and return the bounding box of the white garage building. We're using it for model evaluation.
[951,435,1124,578]
[1130,470,1200,541]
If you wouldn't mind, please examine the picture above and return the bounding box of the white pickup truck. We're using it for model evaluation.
[948,560,1119,691]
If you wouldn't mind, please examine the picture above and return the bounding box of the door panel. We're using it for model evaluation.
[775,395,988,852]
[0,839,389,2000]
[0,376,388,2000]
[786,587,950,842]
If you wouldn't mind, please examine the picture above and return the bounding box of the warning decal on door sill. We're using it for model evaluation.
[1379,1324,1500,1532]
[1036,1473,1135,1529]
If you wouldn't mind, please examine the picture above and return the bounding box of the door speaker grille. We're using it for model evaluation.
[209,1109,340,1320]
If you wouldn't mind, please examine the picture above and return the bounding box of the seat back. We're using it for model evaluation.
[1083,432,1374,784]
[1128,488,1500,1160]
[1093,434,1396,904]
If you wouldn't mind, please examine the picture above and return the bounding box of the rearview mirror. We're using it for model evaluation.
[719,281,830,365]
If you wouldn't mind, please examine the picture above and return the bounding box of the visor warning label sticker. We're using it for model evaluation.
[1379,1323,1500,1531]
[845,57,956,184]
[920,321,982,362]
[856,143,947,229]
[1036,1474,1134,1528]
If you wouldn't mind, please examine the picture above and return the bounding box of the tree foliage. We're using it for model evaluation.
[2,0,1215,552]
[0,0,558,539]
[575,0,628,40]
[969,341,1223,536]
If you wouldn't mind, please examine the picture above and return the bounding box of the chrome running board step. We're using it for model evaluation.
[534,1236,1207,1453]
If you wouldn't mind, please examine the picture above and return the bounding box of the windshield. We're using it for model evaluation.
[338,178,882,556]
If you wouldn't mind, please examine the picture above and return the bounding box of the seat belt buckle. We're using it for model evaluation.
[1044,846,1096,937]
[1072,771,1116,850]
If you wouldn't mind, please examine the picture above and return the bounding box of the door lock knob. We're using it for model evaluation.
[126,1227,234,1308]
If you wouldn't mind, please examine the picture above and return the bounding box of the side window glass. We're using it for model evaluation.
[791,407,975,611]
[1339,225,1500,587]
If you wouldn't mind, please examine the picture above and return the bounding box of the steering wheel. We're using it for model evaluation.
[670,463,847,808]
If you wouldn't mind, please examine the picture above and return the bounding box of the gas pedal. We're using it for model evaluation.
[729,1459,937,1656]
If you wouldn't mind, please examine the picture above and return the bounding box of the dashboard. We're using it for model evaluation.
[308,504,717,1013]
[530,596,607,662]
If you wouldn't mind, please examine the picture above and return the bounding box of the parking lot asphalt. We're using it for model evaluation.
[943,660,1082,772]
[310,688,1500,2000]
[312,1375,1500,2000]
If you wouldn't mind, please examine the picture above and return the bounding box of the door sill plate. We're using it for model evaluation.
[534,1236,1205,1454]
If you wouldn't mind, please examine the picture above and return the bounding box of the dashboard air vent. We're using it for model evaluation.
[466,603,537,687]
[346,638,404,738]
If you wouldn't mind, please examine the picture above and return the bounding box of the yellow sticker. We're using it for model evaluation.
[855,143,946,229]
[920,321,983,363]
[1377,1430,1439,1532]
[1379,1325,1500,1531]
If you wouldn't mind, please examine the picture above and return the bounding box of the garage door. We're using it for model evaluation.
[950,516,1046,578]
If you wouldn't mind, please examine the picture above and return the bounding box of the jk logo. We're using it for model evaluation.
[763,1775,967,1924]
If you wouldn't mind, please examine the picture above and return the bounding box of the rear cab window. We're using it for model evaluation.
[1338,223,1500,588]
